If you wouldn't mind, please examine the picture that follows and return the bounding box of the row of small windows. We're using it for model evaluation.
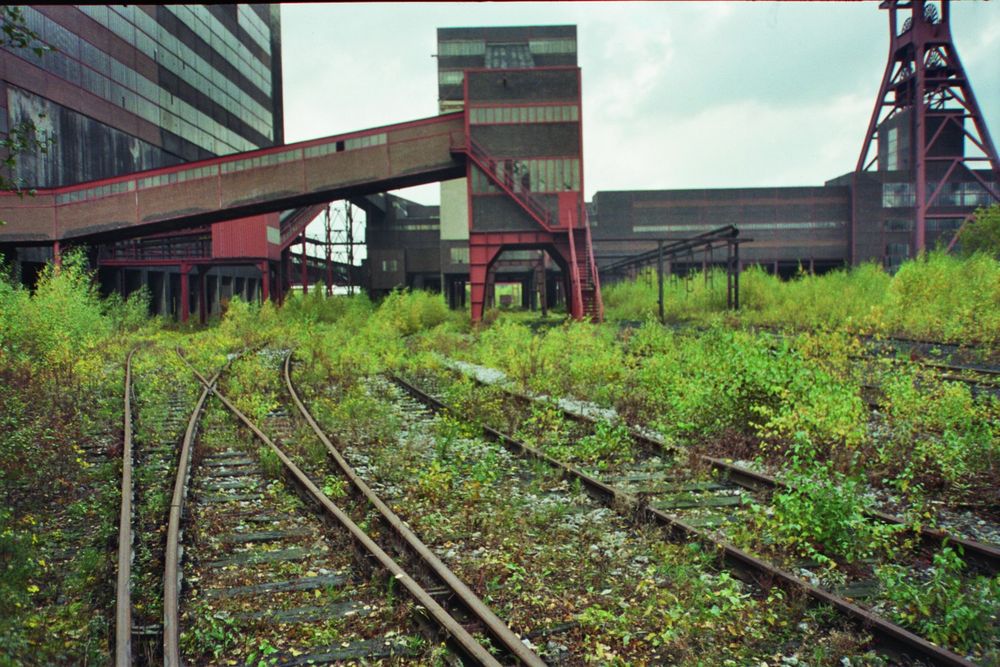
[303,133,388,158]
[882,182,998,208]
[396,224,440,232]
[76,5,274,135]
[55,180,135,205]
[528,38,577,55]
[633,222,844,233]
[137,165,220,189]
[439,70,464,87]
[7,27,254,157]
[53,134,392,204]
[165,5,271,88]
[24,7,271,151]
[438,38,576,57]
[438,40,485,57]
[471,158,581,194]
[237,5,272,55]
[885,218,964,232]
[220,149,300,174]
[469,105,579,125]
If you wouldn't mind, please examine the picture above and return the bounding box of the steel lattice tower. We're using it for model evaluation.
[854,0,1000,260]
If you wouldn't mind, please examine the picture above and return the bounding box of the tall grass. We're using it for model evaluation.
[602,252,1000,344]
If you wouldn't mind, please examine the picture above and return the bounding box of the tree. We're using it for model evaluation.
[1,6,54,198]
[957,204,1000,258]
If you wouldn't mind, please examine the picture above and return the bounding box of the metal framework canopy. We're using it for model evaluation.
[854,0,1000,257]
[600,225,746,316]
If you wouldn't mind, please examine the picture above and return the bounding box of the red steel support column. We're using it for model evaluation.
[279,249,289,305]
[53,241,61,272]
[198,268,208,325]
[179,263,190,323]
[324,206,333,296]
[300,233,308,294]
[914,38,927,254]
[258,261,270,303]
[469,237,501,323]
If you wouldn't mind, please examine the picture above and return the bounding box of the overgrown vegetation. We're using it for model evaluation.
[957,203,1000,258]
[0,251,150,662]
[2,246,998,662]
[603,248,1000,345]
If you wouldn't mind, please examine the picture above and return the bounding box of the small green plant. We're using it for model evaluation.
[321,475,347,499]
[258,445,283,480]
[543,419,633,467]
[876,546,999,653]
[180,609,239,660]
[745,437,903,566]
[246,638,279,666]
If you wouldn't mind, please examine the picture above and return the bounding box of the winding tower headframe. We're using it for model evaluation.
[854,0,1000,258]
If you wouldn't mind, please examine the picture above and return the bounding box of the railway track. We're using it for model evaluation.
[287,362,895,662]
[116,347,211,665]
[476,373,1000,569]
[114,347,543,665]
[175,350,541,665]
[394,368,997,666]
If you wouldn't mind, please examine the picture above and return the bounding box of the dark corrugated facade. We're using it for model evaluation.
[2,4,283,187]
[592,187,851,272]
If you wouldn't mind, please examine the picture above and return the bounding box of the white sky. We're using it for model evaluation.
[280,1,1000,208]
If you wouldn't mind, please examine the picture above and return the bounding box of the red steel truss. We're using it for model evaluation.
[855,0,1000,257]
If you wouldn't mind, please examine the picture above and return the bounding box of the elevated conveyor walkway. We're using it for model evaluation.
[0,113,465,244]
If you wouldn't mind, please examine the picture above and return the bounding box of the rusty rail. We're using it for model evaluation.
[463,367,1000,574]
[178,352,517,667]
[162,362,222,667]
[392,374,980,667]
[283,354,546,667]
[115,348,137,667]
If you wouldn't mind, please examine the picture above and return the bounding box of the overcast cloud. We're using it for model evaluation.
[280,2,1000,205]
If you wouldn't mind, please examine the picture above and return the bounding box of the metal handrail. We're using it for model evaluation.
[463,138,553,230]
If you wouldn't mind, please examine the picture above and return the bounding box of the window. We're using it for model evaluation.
[886,127,899,170]
[469,105,580,125]
[633,222,844,233]
[471,159,581,193]
[439,70,464,86]
[883,183,915,208]
[485,43,534,68]
[926,218,962,232]
[886,243,910,267]
[952,181,997,207]
[450,247,470,264]
[438,40,485,56]
[381,259,398,273]
[885,218,913,232]
[529,38,576,55]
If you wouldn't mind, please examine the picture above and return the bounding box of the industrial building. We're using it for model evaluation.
[0,4,293,317]
[363,4,998,302]
[1,3,997,320]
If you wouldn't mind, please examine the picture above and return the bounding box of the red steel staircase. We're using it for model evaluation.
[456,137,603,322]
